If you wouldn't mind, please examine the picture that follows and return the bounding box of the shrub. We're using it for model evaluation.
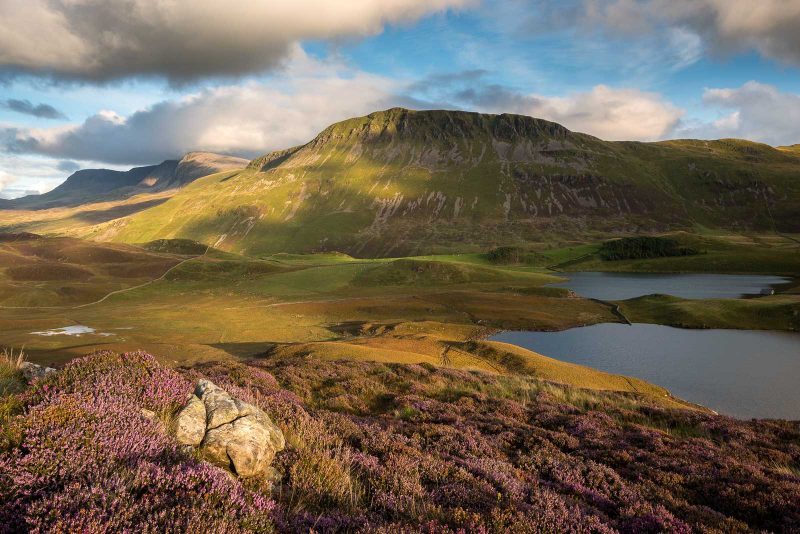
[0,352,276,533]
[485,246,541,265]
[3,353,799,532]
[599,236,699,261]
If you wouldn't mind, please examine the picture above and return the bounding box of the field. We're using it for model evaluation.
[1,235,647,396]
[0,234,182,307]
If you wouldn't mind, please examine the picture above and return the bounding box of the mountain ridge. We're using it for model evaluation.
[1,151,249,210]
[7,108,800,255]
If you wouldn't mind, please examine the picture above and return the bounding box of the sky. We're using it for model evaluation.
[1,0,799,199]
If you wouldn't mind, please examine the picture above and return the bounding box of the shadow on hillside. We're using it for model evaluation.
[74,198,170,223]
[209,341,280,359]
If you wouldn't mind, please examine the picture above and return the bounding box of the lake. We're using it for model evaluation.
[491,324,800,419]
[549,272,790,300]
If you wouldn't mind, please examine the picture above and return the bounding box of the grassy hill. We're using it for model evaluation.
[77,108,800,257]
[0,233,184,307]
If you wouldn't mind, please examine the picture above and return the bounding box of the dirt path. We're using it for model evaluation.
[0,247,209,311]
[588,298,632,325]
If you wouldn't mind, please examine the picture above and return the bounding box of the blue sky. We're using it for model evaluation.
[1,0,799,198]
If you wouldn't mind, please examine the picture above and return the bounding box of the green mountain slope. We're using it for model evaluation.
[102,108,800,257]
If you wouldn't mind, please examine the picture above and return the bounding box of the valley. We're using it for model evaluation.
[2,228,798,416]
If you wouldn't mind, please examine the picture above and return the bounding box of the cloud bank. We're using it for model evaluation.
[0,153,96,199]
[457,84,683,141]
[0,0,471,83]
[411,71,684,141]
[678,82,800,147]
[579,0,800,66]
[5,64,797,170]
[3,65,406,164]
[3,71,686,167]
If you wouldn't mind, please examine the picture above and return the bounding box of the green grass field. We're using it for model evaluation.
[542,232,800,275]
[619,294,800,331]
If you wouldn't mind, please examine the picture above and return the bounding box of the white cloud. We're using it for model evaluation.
[581,0,800,65]
[0,169,16,197]
[677,82,800,146]
[4,53,690,169]
[0,154,105,199]
[525,85,683,141]
[0,0,472,82]
[3,56,408,164]
[456,83,683,141]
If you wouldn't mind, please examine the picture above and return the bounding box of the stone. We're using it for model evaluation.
[173,380,285,478]
[173,395,206,446]
[19,362,56,383]
[195,380,251,429]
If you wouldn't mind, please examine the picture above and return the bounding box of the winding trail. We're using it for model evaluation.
[0,246,209,311]
[589,298,632,325]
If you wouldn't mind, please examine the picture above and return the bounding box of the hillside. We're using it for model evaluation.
[2,351,798,532]
[13,108,800,256]
[0,233,182,307]
[0,152,248,210]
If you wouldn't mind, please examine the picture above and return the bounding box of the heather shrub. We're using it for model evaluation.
[2,352,799,532]
[0,352,276,533]
[243,356,800,532]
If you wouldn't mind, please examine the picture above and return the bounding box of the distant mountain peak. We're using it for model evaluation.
[2,151,248,210]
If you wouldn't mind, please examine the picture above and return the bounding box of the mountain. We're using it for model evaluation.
[69,109,800,255]
[1,152,248,210]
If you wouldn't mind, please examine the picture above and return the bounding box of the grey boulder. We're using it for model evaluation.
[173,395,206,446]
[173,379,285,478]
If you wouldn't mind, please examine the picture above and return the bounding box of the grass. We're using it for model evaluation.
[0,234,183,307]
[618,294,800,331]
[547,232,800,275]
[0,347,26,397]
[1,233,797,409]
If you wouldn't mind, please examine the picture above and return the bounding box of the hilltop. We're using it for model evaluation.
[0,151,248,210]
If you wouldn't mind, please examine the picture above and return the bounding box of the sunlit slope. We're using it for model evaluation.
[106,108,800,257]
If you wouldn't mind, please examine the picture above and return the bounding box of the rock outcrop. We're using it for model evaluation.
[20,362,56,383]
[173,380,285,478]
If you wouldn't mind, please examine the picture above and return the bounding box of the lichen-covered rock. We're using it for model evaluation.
[19,361,56,383]
[173,395,206,446]
[172,380,285,478]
